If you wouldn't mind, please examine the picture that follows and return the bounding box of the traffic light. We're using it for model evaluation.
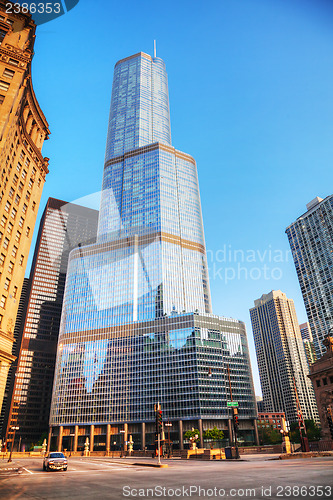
[233,407,239,430]
[158,410,163,432]
[327,407,333,440]
[155,408,163,434]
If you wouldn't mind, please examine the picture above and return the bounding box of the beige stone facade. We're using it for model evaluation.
[308,337,333,441]
[251,290,319,424]
[0,2,50,415]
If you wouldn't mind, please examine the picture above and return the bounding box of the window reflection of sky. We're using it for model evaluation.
[83,340,108,392]
[167,328,191,350]
[60,340,108,393]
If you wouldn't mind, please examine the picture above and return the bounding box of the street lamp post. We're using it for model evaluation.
[165,421,172,457]
[227,364,240,459]
[8,427,19,462]
[120,429,125,457]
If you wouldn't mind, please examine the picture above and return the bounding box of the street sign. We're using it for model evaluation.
[227,401,239,407]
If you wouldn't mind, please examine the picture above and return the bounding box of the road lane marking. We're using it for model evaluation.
[16,469,144,476]
[74,459,134,469]
[22,467,33,474]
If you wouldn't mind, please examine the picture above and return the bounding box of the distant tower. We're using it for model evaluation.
[0,3,50,414]
[299,322,317,366]
[250,290,319,424]
[286,195,333,358]
[4,199,98,450]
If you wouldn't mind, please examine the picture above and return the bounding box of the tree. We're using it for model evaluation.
[290,420,321,443]
[29,431,48,451]
[259,426,282,445]
[203,427,224,448]
[36,432,48,447]
[203,427,224,441]
[184,429,200,450]
[184,429,200,441]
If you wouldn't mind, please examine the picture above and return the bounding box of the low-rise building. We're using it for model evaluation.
[308,337,333,441]
[257,412,286,430]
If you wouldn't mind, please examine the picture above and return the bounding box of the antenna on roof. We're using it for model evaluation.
[154,40,156,58]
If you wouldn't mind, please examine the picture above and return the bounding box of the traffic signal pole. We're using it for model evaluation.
[327,406,333,440]
[155,403,162,465]
[293,376,309,452]
[227,364,239,459]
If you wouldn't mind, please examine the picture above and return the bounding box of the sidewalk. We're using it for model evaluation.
[240,453,281,461]
[279,450,333,459]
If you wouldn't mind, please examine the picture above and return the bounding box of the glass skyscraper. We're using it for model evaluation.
[286,195,333,359]
[49,53,257,452]
[4,198,98,450]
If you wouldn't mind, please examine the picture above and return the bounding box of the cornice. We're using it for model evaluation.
[104,142,196,168]
[0,347,16,363]
[70,231,206,262]
[24,74,50,135]
[18,115,49,174]
[115,52,152,67]
[0,45,31,65]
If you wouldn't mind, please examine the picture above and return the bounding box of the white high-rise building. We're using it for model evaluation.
[286,195,333,358]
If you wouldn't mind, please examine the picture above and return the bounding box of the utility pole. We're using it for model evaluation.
[7,427,19,463]
[227,364,239,459]
[165,421,172,457]
[293,376,309,452]
[155,403,162,465]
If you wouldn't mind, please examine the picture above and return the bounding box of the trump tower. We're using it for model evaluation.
[48,52,258,452]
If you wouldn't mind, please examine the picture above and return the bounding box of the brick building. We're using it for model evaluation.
[308,337,333,441]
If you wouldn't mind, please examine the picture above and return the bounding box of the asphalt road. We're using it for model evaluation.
[0,455,332,500]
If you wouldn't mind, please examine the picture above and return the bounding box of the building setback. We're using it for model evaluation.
[250,290,319,424]
[48,52,258,452]
[4,198,98,450]
[0,2,50,414]
[286,195,333,359]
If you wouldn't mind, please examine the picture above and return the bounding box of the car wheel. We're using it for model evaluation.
[63,467,67,471]
[43,464,46,471]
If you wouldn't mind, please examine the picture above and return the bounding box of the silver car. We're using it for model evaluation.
[43,452,68,471]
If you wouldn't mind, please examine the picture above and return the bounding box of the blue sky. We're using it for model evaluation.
[28,0,333,394]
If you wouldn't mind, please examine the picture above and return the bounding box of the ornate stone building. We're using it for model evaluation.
[0,2,50,416]
[308,337,333,441]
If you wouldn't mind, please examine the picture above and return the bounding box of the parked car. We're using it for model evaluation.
[43,452,68,471]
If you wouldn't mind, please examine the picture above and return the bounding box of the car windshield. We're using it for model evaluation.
[49,453,65,458]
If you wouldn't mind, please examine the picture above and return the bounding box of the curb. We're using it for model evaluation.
[132,462,169,468]
[279,451,333,460]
